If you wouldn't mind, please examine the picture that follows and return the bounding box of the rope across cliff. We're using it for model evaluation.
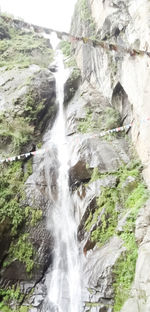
[68,34,150,58]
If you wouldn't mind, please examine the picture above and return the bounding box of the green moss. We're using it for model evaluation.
[4,234,34,273]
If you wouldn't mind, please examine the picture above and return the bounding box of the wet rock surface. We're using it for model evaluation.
[81,236,125,309]
[0,1,150,311]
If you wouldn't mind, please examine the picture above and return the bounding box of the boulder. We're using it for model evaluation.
[64,67,81,104]
[81,236,125,309]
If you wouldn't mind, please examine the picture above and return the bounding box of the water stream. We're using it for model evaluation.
[44,34,81,312]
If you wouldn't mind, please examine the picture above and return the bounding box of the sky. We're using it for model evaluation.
[0,0,77,32]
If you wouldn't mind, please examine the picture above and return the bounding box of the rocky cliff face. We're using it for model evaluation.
[0,2,150,312]
[69,1,150,311]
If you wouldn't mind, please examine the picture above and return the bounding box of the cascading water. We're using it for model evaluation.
[44,33,81,312]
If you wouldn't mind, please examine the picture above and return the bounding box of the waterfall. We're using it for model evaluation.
[44,33,81,312]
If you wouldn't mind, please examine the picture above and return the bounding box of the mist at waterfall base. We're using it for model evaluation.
[42,33,81,312]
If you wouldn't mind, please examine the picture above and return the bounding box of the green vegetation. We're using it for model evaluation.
[0,18,10,40]
[97,106,121,132]
[0,161,29,235]
[0,160,42,272]
[0,160,42,235]
[89,167,107,182]
[0,17,54,69]
[60,40,71,57]
[25,206,42,227]
[85,160,149,310]
[0,286,29,312]
[0,115,34,153]
[91,188,118,245]
[60,40,80,72]
[70,67,81,80]
[78,109,94,133]
[65,56,77,68]
[74,0,96,34]
[77,106,121,135]
[78,0,95,25]
[113,233,138,311]
[4,234,34,273]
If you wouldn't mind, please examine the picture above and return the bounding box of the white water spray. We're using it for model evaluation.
[44,33,81,312]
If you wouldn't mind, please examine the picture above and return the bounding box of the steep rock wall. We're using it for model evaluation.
[0,3,150,312]
[71,0,150,188]
[70,1,150,311]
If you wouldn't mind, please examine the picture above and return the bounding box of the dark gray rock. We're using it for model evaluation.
[69,136,129,187]
[76,176,117,242]
[81,236,125,308]
[64,68,81,103]
[0,18,10,39]
[69,160,92,187]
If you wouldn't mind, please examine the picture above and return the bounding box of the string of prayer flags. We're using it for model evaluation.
[0,119,149,165]
[69,34,150,58]
[0,149,46,164]
[97,123,132,138]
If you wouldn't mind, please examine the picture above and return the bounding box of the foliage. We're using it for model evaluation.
[0,115,34,153]
[0,159,42,273]
[113,233,138,312]
[0,17,53,69]
[90,187,119,245]
[85,159,149,310]
[21,93,45,125]
[25,206,42,227]
[75,0,96,34]
[70,67,81,80]
[60,40,71,57]
[78,109,94,133]
[4,234,34,273]
[77,105,121,135]
[65,56,77,68]
[90,167,102,182]
[0,286,29,312]
[97,106,121,132]
[0,161,27,235]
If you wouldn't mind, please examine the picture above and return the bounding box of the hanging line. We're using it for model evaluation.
[0,117,150,165]
[0,149,46,164]
[0,122,132,165]
[68,34,150,58]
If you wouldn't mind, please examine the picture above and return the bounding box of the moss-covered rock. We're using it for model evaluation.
[0,68,56,154]
[64,67,81,103]
[0,14,55,301]
[0,17,54,69]
[79,159,149,310]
